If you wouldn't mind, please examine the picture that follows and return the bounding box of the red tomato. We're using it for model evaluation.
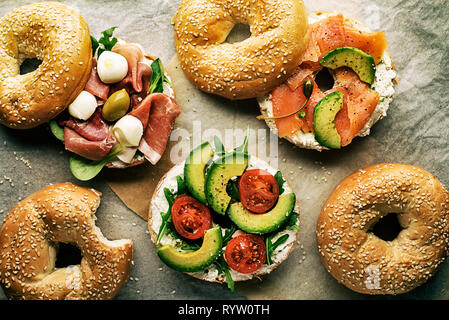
[238,169,279,213]
[171,195,211,239]
[224,234,266,274]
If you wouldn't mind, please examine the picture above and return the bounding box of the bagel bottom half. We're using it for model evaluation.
[148,155,300,283]
[258,11,397,151]
[316,163,449,295]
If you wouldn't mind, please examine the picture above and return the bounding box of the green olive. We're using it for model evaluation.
[102,89,130,122]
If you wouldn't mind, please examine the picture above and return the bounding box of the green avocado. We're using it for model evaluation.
[320,47,376,84]
[156,227,223,273]
[228,193,296,234]
[184,142,215,204]
[205,152,248,215]
[313,91,344,149]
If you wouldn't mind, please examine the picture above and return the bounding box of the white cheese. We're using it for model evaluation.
[112,115,143,147]
[68,90,98,120]
[97,51,128,84]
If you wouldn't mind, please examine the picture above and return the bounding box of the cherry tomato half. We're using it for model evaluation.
[224,234,266,274]
[238,169,279,213]
[171,195,211,239]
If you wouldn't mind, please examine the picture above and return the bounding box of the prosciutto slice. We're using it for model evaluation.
[84,58,110,103]
[63,127,115,161]
[112,43,152,93]
[129,93,181,164]
[60,109,116,161]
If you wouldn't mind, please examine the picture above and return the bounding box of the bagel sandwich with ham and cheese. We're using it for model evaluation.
[49,27,180,180]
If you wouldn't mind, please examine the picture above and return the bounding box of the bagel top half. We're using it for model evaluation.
[173,0,309,100]
[0,2,92,129]
[258,11,397,151]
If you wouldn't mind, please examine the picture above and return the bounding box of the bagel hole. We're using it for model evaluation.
[315,68,335,92]
[370,213,403,241]
[20,58,42,75]
[55,242,82,268]
[225,23,251,44]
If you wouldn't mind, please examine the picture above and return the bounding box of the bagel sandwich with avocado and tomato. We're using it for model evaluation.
[147,135,300,290]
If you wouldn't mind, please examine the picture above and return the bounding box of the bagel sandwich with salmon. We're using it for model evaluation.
[147,135,300,290]
[257,11,397,151]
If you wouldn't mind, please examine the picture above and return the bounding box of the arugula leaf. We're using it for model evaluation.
[274,171,286,194]
[69,144,124,181]
[213,135,226,157]
[148,58,167,94]
[214,254,234,292]
[226,179,240,201]
[265,234,289,265]
[222,224,237,245]
[49,119,64,141]
[285,211,300,230]
[156,175,188,244]
[91,26,118,57]
[234,127,250,154]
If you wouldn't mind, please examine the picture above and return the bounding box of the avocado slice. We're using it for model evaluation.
[156,227,223,273]
[184,142,215,204]
[205,152,249,215]
[320,47,376,84]
[313,91,343,149]
[228,193,296,234]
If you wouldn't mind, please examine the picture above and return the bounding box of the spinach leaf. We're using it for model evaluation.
[265,234,289,265]
[49,119,64,141]
[274,171,286,194]
[148,58,168,94]
[69,144,123,181]
[91,26,118,57]
[90,36,99,57]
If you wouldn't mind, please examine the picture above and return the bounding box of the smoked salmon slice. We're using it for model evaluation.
[271,13,386,146]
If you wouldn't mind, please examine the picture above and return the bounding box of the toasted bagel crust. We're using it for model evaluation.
[173,0,309,100]
[316,163,449,295]
[0,183,133,300]
[0,2,92,129]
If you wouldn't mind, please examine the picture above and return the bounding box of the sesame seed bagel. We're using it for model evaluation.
[0,2,92,129]
[316,163,449,295]
[0,183,133,300]
[173,0,309,100]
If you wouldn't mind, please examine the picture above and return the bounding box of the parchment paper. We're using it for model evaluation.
[0,0,448,300]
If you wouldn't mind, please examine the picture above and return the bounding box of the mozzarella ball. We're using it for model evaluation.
[68,91,98,120]
[112,115,143,147]
[116,147,138,164]
[97,51,128,84]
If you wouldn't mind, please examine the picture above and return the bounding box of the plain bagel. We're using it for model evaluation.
[173,0,309,100]
[0,183,133,300]
[316,163,449,295]
[0,2,92,129]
